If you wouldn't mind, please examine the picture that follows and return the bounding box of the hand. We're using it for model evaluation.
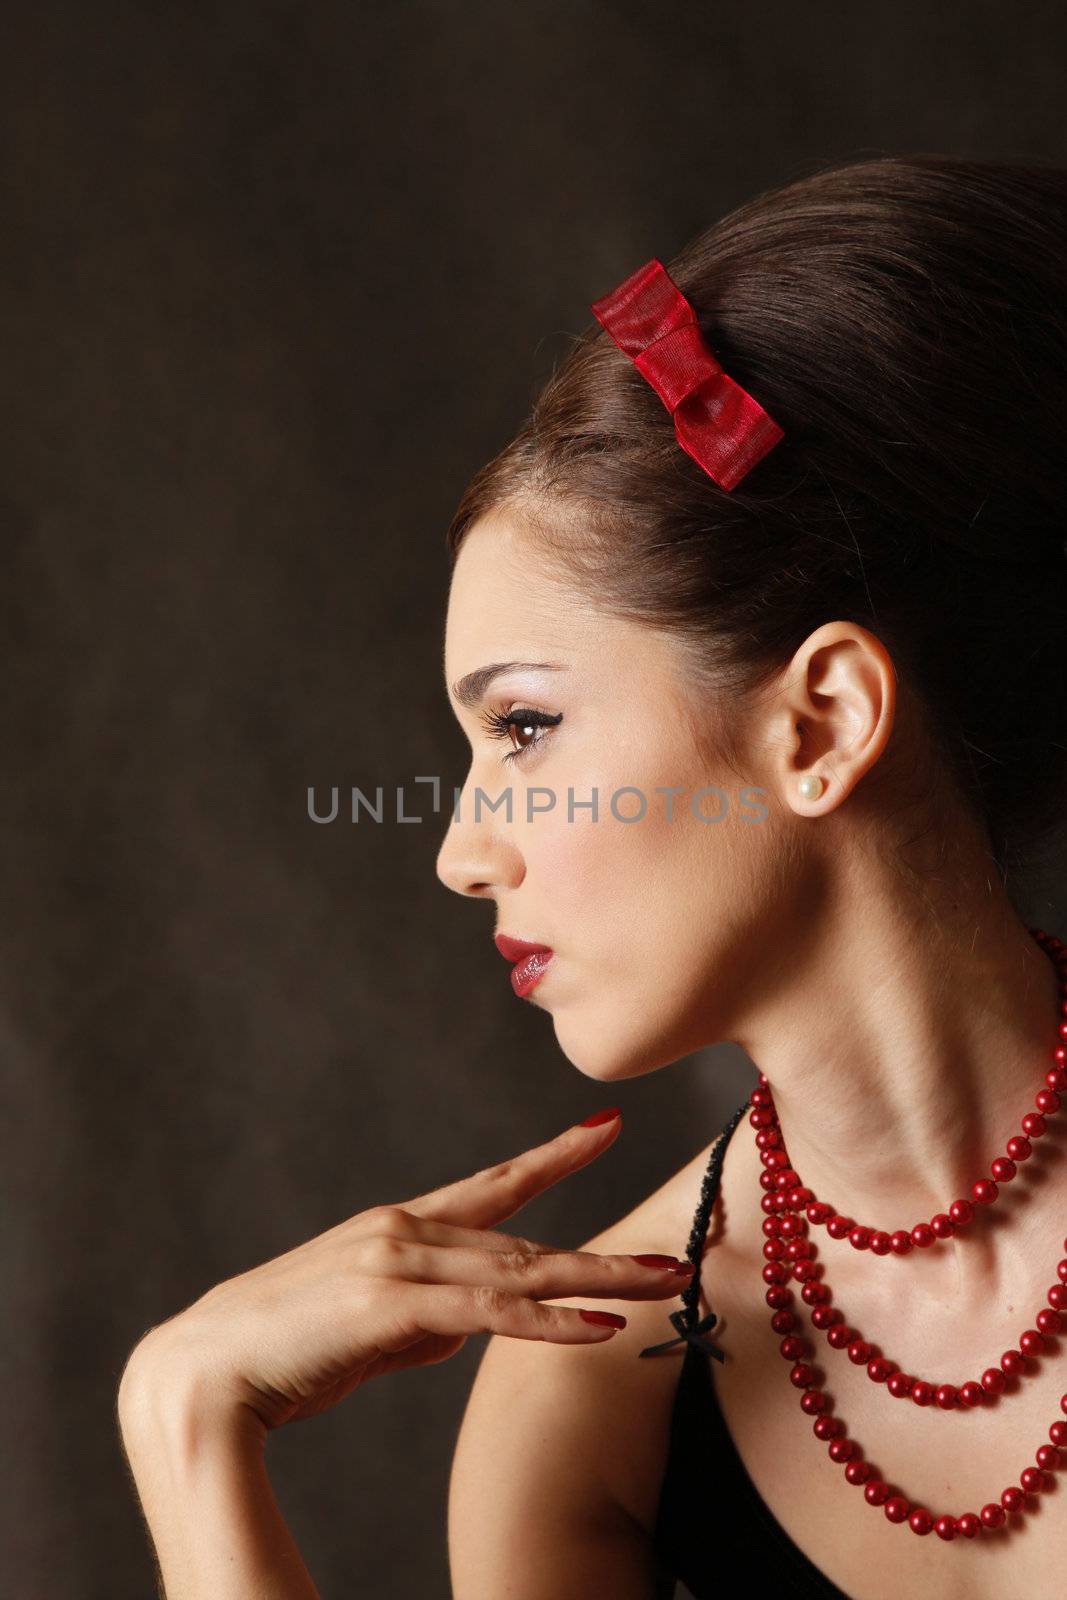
[123,1109,695,1440]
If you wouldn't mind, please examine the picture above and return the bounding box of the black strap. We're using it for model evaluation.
[637,1095,749,1361]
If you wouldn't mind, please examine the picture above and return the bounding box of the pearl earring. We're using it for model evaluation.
[797,775,823,801]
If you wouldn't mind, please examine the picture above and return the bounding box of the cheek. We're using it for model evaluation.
[518,748,747,934]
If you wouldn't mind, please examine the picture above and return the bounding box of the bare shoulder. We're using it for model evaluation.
[447,1125,731,1598]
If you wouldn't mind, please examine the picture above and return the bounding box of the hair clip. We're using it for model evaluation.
[590,257,784,492]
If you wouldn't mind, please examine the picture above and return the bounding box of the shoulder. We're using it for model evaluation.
[447,1125,733,1596]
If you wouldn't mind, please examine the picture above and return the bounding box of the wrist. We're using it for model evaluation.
[118,1324,262,1476]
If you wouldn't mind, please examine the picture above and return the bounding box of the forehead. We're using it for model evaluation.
[443,509,604,668]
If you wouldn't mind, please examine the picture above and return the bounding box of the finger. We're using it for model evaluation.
[378,1281,631,1349]
[401,1110,623,1229]
[354,1238,696,1298]
[345,1211,570,1257]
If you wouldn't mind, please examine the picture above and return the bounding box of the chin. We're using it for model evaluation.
[550,1011,685,1082]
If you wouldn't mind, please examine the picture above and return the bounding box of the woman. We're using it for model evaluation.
[117,155,1067,1598]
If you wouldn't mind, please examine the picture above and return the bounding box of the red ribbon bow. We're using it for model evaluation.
[590,258,784,492]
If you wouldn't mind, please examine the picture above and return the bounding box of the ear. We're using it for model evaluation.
[764,621,896,817]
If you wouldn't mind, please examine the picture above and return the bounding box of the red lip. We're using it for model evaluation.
[494,933,555,998]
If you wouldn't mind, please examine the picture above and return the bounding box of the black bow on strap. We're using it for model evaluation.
[638,1305,726,1362]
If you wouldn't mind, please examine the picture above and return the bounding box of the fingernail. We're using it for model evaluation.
[631,1254,695,1275]
[579,1309,627,1327]
[578,1106,622,1127]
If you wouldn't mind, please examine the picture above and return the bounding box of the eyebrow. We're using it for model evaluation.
[449,661,568,710]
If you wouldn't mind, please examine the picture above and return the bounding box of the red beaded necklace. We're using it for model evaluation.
[752,925,1067,1540]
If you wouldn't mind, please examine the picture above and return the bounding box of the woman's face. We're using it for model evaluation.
[436,507,817,1082]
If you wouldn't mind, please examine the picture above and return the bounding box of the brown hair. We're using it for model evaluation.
[444,155,1067,877]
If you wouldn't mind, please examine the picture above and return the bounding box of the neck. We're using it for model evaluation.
[734,839,1064,1303]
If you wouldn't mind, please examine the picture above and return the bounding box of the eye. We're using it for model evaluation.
[478,705,563,765]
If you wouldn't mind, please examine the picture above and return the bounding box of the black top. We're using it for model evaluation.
[647,1098,853,1600]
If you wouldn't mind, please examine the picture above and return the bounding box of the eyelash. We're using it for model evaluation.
[478,706,563,765]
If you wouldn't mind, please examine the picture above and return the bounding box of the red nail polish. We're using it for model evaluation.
[579,1309,627,1327]
[578,1106,622,1127]
[632,1254,694,1274]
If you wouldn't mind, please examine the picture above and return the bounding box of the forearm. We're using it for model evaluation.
[117,1343,321,1600]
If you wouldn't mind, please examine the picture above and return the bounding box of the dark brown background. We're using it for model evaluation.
[3,4,1066,1595]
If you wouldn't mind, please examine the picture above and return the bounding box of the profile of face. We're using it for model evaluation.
[436,506,896,1083]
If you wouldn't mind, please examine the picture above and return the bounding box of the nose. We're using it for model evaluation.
[435,804,524,900]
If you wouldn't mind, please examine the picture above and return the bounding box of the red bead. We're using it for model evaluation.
[779,1214,804,1238]
[827,1324,853,1350]
[979,1502,1005,1528]
[1036,1444,1060,1471]
[849,1226,872,1250]
[779,1335,805,1361]
[1019,1328,1045,1357]
[806,1201,833,1223]
[811,1305,839,1331]
[956,1513,980,1538]
[1048,1068,1067,1092]
[1005,1136,1031,1162]
[828,1437,855,1463]
[1036,1308,1062,1336]
[884,1496,910,1523]
[934,1514,956,1541]
[1000,1485,1024,1512]
[930,1213,955,1238]
[845,1458,872,1485]
[981,1366,1006,1395]
[889,1230,914,1255]
[1022,1112,1047,1138]
[847,1339,872,1365]
[869,1231,893,1255]
[972,1179,999,1205]
[1001,1348,1025,1376]
[814,1414,844,1440]
[826,1214,854,1240]
[1050,1422,1067,1446]
[958,1381,984,1408]
[800,1390,826,1414]
[1049,1285,1067,1310]
[864,1479,889,1506]
[948,1198,974,1227]
[867,1357,895,1383]
[908,1507,933,1535]
[911,1380,934,1406]
[802,1281,831,1304]
[789,1362,814,1388]
[935,1383,958,1410]
[763,1263,788,1284]
[887,1371,914,1399]
[911,1223,935,1248]
[1058,1260,1067,1284]
[1061,1392,1067,1415]
[762,1216,784,1237]
[1035,1088,1061,1115]
[1019,1466,1046,1494]
[990,1157,1017,1183]
[766,1286,790,1308]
